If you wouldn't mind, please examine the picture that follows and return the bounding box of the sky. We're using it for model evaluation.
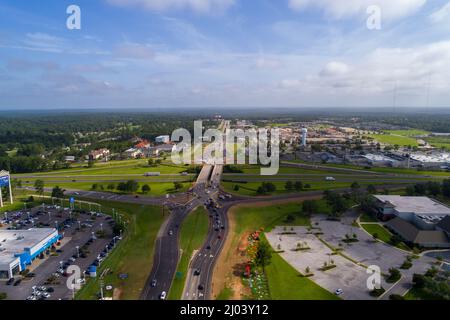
[0,0,450,109]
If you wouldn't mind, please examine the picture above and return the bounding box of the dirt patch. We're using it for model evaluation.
[211,195,322,300]
[113,288,122,300]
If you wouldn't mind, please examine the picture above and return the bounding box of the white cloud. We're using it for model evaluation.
[430,2,450,23]
[320,61,349,77]
[106,0,235,13]
[288,0,426,20]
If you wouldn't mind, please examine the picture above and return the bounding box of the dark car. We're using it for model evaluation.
[7,278,14,285]
[194,269,201,276]
[151,280,157,287]
[13,279,22,286]
[198,285,204,291]
[47,287,55,293]
[206,245,211,250]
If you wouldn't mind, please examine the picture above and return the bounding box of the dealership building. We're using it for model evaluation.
[0,228,60,279]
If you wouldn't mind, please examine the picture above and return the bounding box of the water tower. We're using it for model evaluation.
[301,128,308,147]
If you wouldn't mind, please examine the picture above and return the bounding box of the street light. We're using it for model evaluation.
[76,246,80,258]
[100,223,103,232]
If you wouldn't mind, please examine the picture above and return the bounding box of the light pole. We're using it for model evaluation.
[76,246,80,258]
[48,211,51,221]
[100,223,103,232]
[55,221,58,230]
[78,220,81,230]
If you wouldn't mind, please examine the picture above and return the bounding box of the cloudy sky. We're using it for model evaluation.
[1,0,450,109]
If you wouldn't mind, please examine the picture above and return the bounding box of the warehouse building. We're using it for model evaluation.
[0,228,60,279]
[373,195,450,248]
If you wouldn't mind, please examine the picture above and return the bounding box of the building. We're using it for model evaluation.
[373,195,450,227]
[124,148,143,159]
[87,148,110,161]
[0,228,60,279]
[301,128,308,147]
[373,195,450,248]
[0,170,13,207]
[386,218,450,248]
[155,135,170,144]
[135,139,151,149]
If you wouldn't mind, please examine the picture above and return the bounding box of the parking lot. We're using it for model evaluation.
[0,204,120,300]
[266,212,436,300]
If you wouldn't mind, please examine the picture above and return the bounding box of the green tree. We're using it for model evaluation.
[366,184,377,195]
[34,179,44,198]
[148,158,155,167]
[294,181,303,191]
[302,200,319,216]
[51,186,64,198]
[142,184,151,194]
[441,179,450,198]
[285,181,294,191]
[87,160,95,168]
[255,241,272,271]
[174,182,183,190]
[107,183,115,190]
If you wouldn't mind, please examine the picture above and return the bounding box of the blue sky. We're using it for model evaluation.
[1,0,450,109]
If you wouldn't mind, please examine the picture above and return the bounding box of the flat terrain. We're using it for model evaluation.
[168,206,209,300]
[265,242,340,300]
[76,200,164,300]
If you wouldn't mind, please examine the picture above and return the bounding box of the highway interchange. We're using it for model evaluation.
[32,119,446,301]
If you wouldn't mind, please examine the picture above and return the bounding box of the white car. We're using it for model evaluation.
[42,292,51,299]
[325,177,336,181]
[335,289,343,295]
[160,291,167,300]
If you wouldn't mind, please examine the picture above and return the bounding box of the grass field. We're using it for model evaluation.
[360,223,393,243]
[168,206,209,300]
[14,160,191,177]
[22,181,192,196]
[385,130,430,137]
[368,134,419,147]
[228,202,338,300]
[76,200,164,300]
[222,180,390,197]
[424,136,450,150]
[265,249,340,300]
[233,202,311,236]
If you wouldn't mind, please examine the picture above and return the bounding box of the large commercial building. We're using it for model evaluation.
[0,228,60,279]
[373,195,450,248]
[155,135,170,144]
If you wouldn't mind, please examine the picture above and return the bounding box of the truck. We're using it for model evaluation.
[144,172,161,176]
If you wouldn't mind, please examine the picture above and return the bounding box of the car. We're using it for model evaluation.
[151,280,157,287]
[13,279,22,286]
[194,269,201,276]
[206,245,211,250]
[41,292,51,299]
[160,291,167,300]
[6,278,14,285]
[198,284,204,291]
[26,295,37,301]
[168,230,174,236]
[39,286,47,292]
[47,287,55,293]
[335,289,343,295]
